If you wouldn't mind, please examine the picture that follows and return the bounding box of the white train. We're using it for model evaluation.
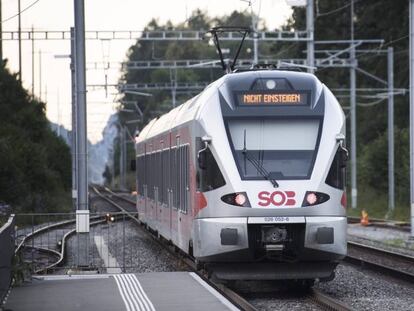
[134,69,348,283]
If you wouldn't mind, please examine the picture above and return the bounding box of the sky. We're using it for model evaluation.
[2,0,293,143]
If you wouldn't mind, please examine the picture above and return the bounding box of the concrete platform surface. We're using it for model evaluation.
[5,272,239,311]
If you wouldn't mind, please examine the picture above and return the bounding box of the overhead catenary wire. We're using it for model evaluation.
[353,35,408,62]
[1,0,41,24]
[316,0,361,18]
[356,97,386,107]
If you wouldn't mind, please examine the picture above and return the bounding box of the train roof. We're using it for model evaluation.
[136,70,324,143]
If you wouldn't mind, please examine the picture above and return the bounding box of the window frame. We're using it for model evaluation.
[224,116,324,181]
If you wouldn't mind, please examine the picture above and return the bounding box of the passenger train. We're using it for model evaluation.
[134,69,348,283]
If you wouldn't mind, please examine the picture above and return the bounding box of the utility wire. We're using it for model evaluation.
[316,0,361,18]
[316,35,409,74]
[357,98,386,107]
[1,0,41,24]
[355,35,408,62]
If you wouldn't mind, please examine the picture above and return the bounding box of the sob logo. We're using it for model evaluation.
[258,191,296,207]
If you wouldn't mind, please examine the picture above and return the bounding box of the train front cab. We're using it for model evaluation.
[192,72,347,282]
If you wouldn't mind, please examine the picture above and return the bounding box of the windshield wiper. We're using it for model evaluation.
[242,129,279,188]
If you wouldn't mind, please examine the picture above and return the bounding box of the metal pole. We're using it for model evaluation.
[252,11,258,65]
[119,126,125,190]
[31,26,34,96]
[171,69,177,107]
[18,0,22,81]
[38,50,41,101]
[123,127,127,189]
[112,146,116,188]
[350,0,357,209]
[409,0,414,237]
[172,87,176,107]
[387,47,395,215]
[119,127,122,189]
[306,0,314,73]
[70,27,77,210]
[0,0,3,63]
[57,90,61,137]
[74,0,88,212]
[74,0,89,267]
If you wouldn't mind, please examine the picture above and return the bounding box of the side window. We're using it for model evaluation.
[184,145,189,213]
[162,150,168,205]
[197,147,226,192]
[143,154,148,197]
[325,146,347,190]
[136,155,144,195]
[156,151,161,201]
[166,149,171,206]
[179,145,189,214]
[149,153,154,199]
[173,147,178,209]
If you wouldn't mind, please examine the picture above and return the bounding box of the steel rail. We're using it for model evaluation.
[30,217,113,274]
[15,215,104,254]
[347,216,410,226]
[309,288,354,311]
[347,216,410,232]
[103,187,136,205]
[22,245,61,274]
[16,218,77,254]
[93,187,139,222]
[346,241,414,283]
[15,210,114,274]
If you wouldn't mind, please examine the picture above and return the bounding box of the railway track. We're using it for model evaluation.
[16,212,110,273]
[95,187,354,311]
[346,241,414,283]
[347,216,410,233]
[15,186,138,273]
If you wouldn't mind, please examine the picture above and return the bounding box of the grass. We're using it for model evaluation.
[347,187,410,222]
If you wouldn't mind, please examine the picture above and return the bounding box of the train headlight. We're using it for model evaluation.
[302,191,330,207]
[221,192,251,207]
[235,193,246,205]
[306,193,318,205]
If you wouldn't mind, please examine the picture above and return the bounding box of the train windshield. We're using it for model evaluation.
[227,119,321,180]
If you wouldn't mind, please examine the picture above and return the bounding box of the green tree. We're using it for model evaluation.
[0,61,72,213]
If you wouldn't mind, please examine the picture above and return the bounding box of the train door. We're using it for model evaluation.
[160,145,170,240]
[143,144,148,224]
[148,150,156,229]
[157,145,168,238]
[154,150,160,232]
[177,144,190,251]
[167,147,173,240]
[171,137,179,245]
[136,151,146,223]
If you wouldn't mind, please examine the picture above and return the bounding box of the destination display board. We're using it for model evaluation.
[236,92,308,106]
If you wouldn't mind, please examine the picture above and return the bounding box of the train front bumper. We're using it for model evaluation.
[193,216,347,261]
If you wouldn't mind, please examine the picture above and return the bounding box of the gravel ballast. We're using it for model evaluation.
[316,264,414,311]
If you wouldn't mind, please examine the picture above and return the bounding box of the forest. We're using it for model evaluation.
[0,61,72,214]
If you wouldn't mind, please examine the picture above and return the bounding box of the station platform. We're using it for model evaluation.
[5,272,239,311]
